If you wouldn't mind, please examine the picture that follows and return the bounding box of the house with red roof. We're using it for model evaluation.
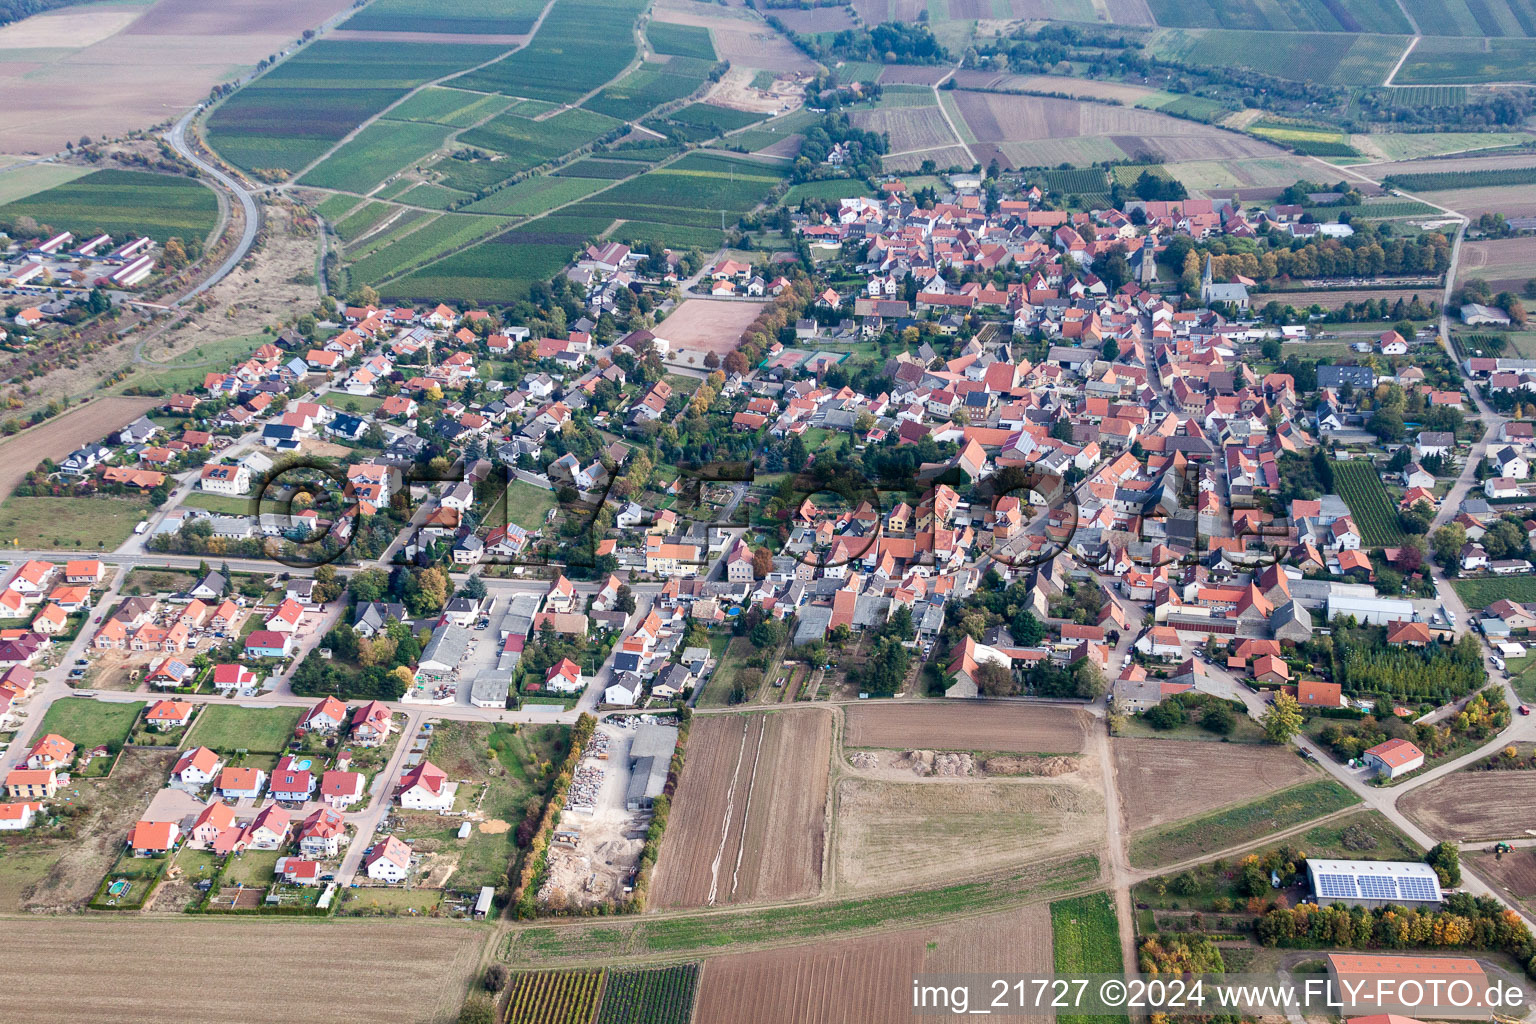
[398,760,455,810]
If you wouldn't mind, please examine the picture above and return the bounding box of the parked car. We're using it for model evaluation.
[1521,705,1531,716]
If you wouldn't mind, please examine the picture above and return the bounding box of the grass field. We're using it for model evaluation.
[1396,37,1536,85]
[188,705,304,754]
[298,119,453,193]
[583,63,707,122]
[397,182,472,211]
[1051,893,1127,1024]
[458,107,622,180]
[1451,575,1536,612]
[0,163,92,206]
[506,853,1102,964]
[462,175,609,215]
[348,213,510,286]
[1145,0,1410,31]
[781,178,875,204]
[1332,458,1409,546]
[334,201,393,243]
[491,479,558,530]
[182,493,257,516]
[207,40,507,175]
[0,169,218,245]
[455,0,647,103]
[0,495,149,551]
[1399,0,1536,37]
[340,0,545,34]
[668,103,768,133]
[387,88,514,128]
[1363,132,1533,161]
[35,698,143,755]
[1128,778,1359,868]
[647,21,716,61]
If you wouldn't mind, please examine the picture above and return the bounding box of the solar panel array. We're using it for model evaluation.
[1311,866,1441,903]
[1315,873,1359,899]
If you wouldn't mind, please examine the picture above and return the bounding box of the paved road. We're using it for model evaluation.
[165,109,260,305]
[335,708,423,885]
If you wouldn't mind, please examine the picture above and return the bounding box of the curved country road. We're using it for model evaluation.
[164,107,260,305]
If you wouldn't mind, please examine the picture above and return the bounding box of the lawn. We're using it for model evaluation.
[495,479,558,530]
[1451,575,1536,612]
[1331,459,1408,547]
[188,705,304,754]
[35,698,143,754]
[0,169,219,245]
[1051,893,1127,1024]
[222,848,281,888]
[339,886,444,915]
[299,119,454,194]
[182,493,258,516]
[0,496,150,551]
[1128,778,1360,869]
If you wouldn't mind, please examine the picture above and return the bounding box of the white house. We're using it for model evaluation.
[1364,738,1424,779]
[1485,477,1522,499]
[398,761,456,811]
[171,747,223,791]
[365,835,412,883]
[199,463,251,496]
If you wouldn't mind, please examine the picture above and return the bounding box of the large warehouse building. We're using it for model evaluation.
[1308,859,1443,909]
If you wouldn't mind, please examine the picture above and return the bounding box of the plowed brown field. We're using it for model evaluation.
[0,917,483,1023]
[1113,738,1319,832]
[693,903,1054,1023]
[843,702,1088,754]
[650,708,832,909]
[1400,772,1536,842]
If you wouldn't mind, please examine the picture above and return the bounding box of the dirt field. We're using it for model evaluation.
[949,90,1288,167]
[0,0,355,154]
[1457,236,1536,291]
[0,917,484,1023]
[650,709,831,909]
[834,776,1103,894]
[846,747,1082,780]
[1113,738,1319,833]
[771,7,857,32]
[0,395,159,501]
[1400,772,1536,842]
[0,747,176,913]
[851,106,960,155]
[694,902,1053,1023]
[655,297,766,362]
[843,702,1088,754]
[706,66,806,115]
[1467,849,1536,910]
[1418,185,1536,219]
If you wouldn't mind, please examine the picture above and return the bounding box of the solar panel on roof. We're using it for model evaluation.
[1397,877,1439,900]
[1356,875,1398,900]
[1315,873,1358,899]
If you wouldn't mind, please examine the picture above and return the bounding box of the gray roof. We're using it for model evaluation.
[471,672,508,704]
[419,623,471,672]
[794,605,833,645]
[626,723,679,809]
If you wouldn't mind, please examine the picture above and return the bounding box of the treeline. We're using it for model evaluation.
[0,0,90,29]
[1316,687,1508,764]
[1256,893,1536,978]
[824,22,947,64]
[513,713,597,919]
[1337,628,1486,701]
[1360,89,1536,129]
[1384,166,1536,192]
[1185,228,1452,283]
[791,115,886,184]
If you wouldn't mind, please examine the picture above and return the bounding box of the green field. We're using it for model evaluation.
[463,175,609,215]
[384,233,576,302]
[207,40,507,175]
[334,201,393,243]
[389,88,514,129]
[0,496,150,551]
[316,192,365,220]
[583,63,707,121]
[554,158,644,179]
[593,965,700,1024]
[781,178,876,205]
[455,0,647,103]
[457,107,622,181]
[397,182,474,211]
[1051,893,1127,1024]
[1041,167,1110,194]
[348,213,511,286]
[182,493,258,516]
[298,119,454,193]
[668,102,769,133]
[0,169,218,245]
[1399,0,1536,36]
[0,163,92,206]
[1151,28,1408,84]
[1144,0,1410,32]
[340,0,545,34]
[1128,779,1359,868]
[1397,37,1536,84]
[646,21,715,61]
[35,698,143,755]
[188,705,305,754]
[1451,575,1536,612]
[1383,164,1536,191]
[1331,459,1409,546]
[1364,131,1531,160]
